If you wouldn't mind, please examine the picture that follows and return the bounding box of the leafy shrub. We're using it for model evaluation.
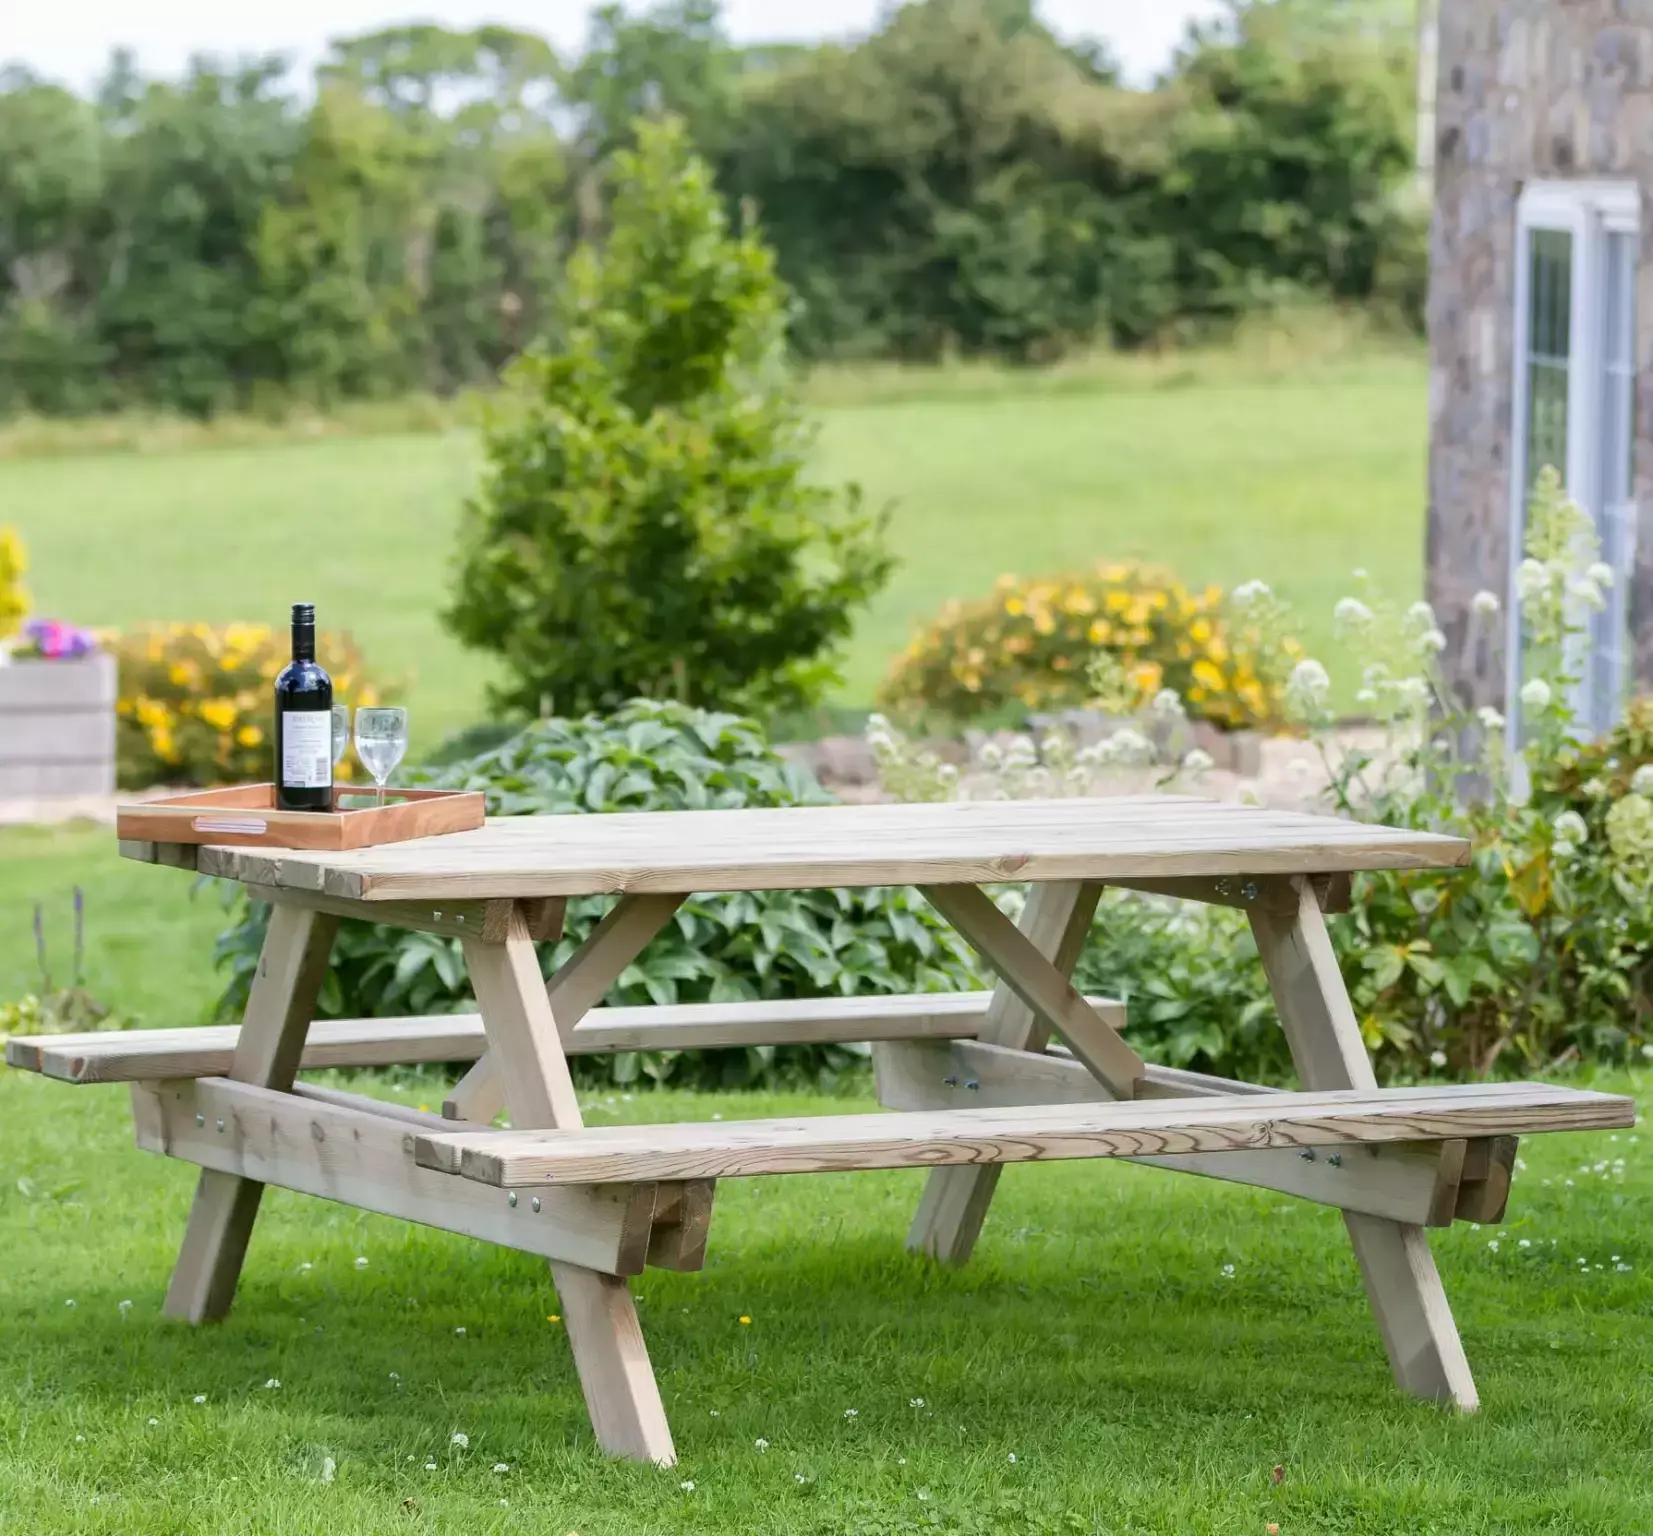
[113,622,392,790]
[1072,893,1287,1084]
[213,700,979,1089]
[0,526,27,640]
[444,118,893,721]
[878,564,1297,731]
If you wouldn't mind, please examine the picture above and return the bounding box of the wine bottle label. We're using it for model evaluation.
[281,711,333,790]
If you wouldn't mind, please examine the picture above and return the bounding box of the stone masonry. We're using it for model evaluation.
[1427,0,1653,704]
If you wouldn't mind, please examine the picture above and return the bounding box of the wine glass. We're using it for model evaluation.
[330,706,350,769]
[354,707,408,808]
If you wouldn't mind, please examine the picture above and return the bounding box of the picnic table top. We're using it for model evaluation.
[141,795,1471,900]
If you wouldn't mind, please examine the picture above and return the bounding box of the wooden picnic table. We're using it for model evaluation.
[9,796,1633,1467]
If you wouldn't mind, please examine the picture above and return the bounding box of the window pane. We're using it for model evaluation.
[1591,228,1637,731]
[1525,227,1573,490]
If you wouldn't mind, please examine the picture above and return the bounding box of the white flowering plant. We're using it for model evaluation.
[1299,467,1653,1073]
[862,468,1653,1082]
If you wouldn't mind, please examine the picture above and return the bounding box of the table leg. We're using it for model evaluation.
[163,902,338,1323]
[463,903,676,1465]
[444,894,685,1126]
[1249,876,1478,1410]
[907,881,1103,1264]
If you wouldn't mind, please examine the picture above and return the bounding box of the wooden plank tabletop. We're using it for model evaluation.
[130,796,1471,900]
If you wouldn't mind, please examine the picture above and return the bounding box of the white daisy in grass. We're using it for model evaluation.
[192,1395,206,1405]
[492,1463,509,1474]
[353,1257,369,1270]
[450,1432,469,1449]
[424,1461,437,1471]
[754,1438,769,1452]
[264,1379,281,1390]
[679,1480,695,1492]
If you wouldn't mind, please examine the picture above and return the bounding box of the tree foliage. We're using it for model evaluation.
[0,1,1423,417]
[444,119,892,718]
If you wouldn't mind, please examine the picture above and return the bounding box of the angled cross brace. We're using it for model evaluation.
[444,893,684,1124]
[907,881,1122,1264]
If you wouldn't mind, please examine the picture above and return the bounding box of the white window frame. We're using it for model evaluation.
[1506,179,1639,735]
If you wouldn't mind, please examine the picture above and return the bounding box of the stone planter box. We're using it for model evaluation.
[0,653,117,798]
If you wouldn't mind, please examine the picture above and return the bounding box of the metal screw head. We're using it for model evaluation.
[1327,1152,1343,1168]
[531,1196,541,1213]
[965,1080,980,1091]
[215,1118,225,1133]
[508,1191,517,1208]
[1240,882,1259,903]
[942,1075,957,1087]
[1214,878,1234,896]
[195,1113,205,1128]
[1298,1147,1316,1161]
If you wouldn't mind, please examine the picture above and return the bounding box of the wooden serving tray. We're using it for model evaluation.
[115,784,485,851]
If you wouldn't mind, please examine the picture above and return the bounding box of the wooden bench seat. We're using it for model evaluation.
[414,1080,1632,1186]
[5,990,1122,1085]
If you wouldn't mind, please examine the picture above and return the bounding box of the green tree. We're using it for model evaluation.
[444,117,893,718]
[720,0,1169,359]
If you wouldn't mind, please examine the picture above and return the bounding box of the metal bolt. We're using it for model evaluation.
[1240,882,1259,903]
[195,1113,205,1128]
[965,1080,980,1091]
[215,1118,225,1133]
[1298,1147,1316,1161]
[942,1075,957,1087]
[1214,878,1234,897]
[1327,1153,1343,1168]
[531,1196,541,1213]
[508,1191,517,1207]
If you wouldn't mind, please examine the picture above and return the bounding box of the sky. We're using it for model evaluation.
[1,0,1227,93]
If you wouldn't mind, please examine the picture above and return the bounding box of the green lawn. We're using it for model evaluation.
[2,828,1652,1531]
[1,357,1427,742]
[3,1063,1649,1533]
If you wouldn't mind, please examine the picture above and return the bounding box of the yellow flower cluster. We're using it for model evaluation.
[0,526,29,641]
[112,621,393,790]
[879,563,1295,730]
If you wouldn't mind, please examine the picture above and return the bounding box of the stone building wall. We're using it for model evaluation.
[1427,0,1653,704]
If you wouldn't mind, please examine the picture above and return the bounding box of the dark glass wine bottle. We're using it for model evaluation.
[274,602,334,811]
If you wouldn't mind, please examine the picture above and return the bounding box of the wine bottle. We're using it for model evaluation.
[274,602,334,812]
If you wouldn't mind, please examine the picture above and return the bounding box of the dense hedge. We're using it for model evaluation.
[1,1,1422,417]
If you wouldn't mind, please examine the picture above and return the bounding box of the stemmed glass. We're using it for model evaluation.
[354,707,409,808]
[330,706,350,776]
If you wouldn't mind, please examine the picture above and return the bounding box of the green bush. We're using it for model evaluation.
[443,118,893,721]
[212,700,978,1089]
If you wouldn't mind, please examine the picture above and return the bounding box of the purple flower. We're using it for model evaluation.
[20,618,97,660]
